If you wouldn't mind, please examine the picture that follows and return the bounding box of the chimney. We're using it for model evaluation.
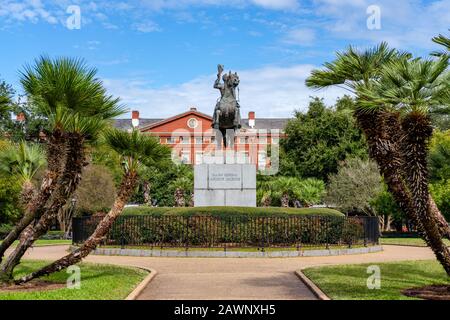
[16,112,25,122]
[131,110,139,128]
[248,111,255,128]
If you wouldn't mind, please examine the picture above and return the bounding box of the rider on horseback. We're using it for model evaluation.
[212,64,242,130]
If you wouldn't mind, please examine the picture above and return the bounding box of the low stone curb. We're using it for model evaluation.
[125,267,158,300]
[71,245,383,258]
[295,270,330,300]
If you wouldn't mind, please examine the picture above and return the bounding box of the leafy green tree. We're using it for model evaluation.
[429,130,450,183]
[430,181,450,222]
[281,97,367,181]
[325,158,382,216]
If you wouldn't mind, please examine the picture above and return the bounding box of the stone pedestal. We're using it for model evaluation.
[194,163,256,207]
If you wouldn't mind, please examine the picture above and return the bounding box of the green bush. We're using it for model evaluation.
[430,180,450,221]
[74,164,116,215]
[0,223,13,238]
[101,215,366,247]
[0,175,22,224]
[122,206,344,217]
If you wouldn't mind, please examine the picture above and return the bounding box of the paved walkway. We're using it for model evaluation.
[19,245,435,300]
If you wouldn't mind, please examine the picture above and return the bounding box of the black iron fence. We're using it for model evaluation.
[73,215,380,249]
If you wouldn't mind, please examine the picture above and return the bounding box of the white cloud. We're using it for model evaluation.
[283,28,316,45]
[311,0,450,50]
[103,65,346,118]
[250,0,298,10]
[133,21,161,33]
[0,0,59,24]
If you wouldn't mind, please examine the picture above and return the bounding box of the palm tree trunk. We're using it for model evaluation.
[0,134,85,281]
[16,170,138,284]
[281,193,289,207]
[0,130,66,265]
[20,180,35,207]
[354,110,450,239]
[174,188,185,207]
[402,113,450,275]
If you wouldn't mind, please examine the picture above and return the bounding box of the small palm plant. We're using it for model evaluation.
[0,141,45,205]
[273,177,297,207]
[171,176,193,207]
[17,129,171,284]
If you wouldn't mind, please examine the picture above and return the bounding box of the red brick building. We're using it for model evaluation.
[114,108,288,170]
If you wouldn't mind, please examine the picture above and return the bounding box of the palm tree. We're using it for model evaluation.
[0,141,45,205]
[171,176,193,207]
[432,32,450,57]
[305,43,450,240]
[273,177,296,207]
[357,56,450,275]
[16,129,170,284]
[0,56,124,277]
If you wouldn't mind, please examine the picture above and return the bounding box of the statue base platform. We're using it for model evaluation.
[194,163,256,207]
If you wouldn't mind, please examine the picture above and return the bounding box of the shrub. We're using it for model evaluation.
[0,175,22,224]
[0,223,13,238]
[74,164,116,215]
[430,180,450,221]
[122,206,344,217]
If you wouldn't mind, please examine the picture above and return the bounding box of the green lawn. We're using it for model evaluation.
[0,260,148,300]
[380,237,450,247]
[302,260,450,300]
[0,239,72,247]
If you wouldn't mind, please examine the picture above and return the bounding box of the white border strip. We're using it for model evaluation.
[295,270,331,300]
[125,267,158,300]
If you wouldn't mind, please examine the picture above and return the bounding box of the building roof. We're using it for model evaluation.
[113,108,290,131]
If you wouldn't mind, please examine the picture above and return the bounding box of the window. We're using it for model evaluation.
[181,151,191,164]
[187,118,198,128]
[258,151,267,167]
[271,137,279,144]
[237,151,249,164]
[167,137,176,144]
[195,137,203,144]
[180,136,190,144]
[259,136,267,144]
[211,136,216,143]
[239,137,247,144]
[195,151,203,164]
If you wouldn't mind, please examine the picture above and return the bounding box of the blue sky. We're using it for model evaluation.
[0,0,449,118]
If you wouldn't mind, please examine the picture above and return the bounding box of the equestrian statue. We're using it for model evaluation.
[212,64,242,149]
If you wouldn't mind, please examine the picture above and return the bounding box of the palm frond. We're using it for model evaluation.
[0,140,46,182]
[104,129,171,173]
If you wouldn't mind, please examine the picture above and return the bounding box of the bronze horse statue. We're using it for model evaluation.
[212,64,241,149]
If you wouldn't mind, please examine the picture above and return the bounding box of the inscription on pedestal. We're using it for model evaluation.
[194,164,256,207]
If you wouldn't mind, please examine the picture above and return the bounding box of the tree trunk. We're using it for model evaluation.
[174,188,185,207]
[16,170,138,284]
[354,110,450,240]
[143,181,151,205]
[0,134,85,281]
[20,180,35,208]
[281,193,289,207]
[0,130,66,264]
[402,113,450,276]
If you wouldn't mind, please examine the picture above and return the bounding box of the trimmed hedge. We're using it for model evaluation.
[122,206,344,218]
